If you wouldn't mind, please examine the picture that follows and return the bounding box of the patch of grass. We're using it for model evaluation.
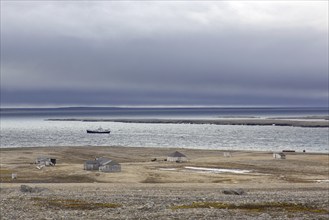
[211,178,233,183]
[1,173,97,183]
[31,197,121,210]
[141,177,163,183]
[141,173,163,183]
[171,201,328,214]
[0,169,16,182]
[0,169,14,175]
[51,175,96,183]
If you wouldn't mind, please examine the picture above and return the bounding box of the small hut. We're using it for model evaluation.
[99,160,121,172]
[84,160,100,170]
[84,157,121,172]
[167,151,188,162]
[273,152,286,159]
[223,152,232,157]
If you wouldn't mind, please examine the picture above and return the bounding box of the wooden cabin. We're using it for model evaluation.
[167,151,188,162]
[99,160,121,172]
[84,160,100,170]
[84,157,121,172]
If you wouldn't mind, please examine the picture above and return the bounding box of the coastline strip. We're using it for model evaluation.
[46,118,329,128]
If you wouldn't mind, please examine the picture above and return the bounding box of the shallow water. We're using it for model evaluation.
[1,117,328,152]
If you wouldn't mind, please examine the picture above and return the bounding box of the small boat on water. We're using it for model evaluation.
[87,127,111,134]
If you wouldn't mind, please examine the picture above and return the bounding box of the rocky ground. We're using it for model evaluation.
[1,146,328,219]
[1,183,329,219]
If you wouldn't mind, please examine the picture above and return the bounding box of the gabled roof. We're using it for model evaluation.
[101,160,119,166]
[168,151,187,157]
[85,157,119,166]
[96,157,113,165]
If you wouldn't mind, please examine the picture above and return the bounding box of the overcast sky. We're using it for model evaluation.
[1,1,328,107]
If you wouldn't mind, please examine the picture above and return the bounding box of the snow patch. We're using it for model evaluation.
[184,166,251,174]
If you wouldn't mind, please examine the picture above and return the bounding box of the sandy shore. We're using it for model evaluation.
[1,146,328,219]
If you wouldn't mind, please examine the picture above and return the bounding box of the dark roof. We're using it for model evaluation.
[168,151,187,157]
[96,157,113,165]
[101,160,120,166]
[85,160,99,165]
[85,157,119,166]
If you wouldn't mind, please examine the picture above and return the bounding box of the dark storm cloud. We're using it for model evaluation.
[1,1,328,107]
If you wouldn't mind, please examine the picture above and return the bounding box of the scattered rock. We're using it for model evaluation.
[20,185,47,193]
[257,213,271,219]
[222,188,245,195]
[1,185,326,219]
[138,202,154,210]
[20,185,33,193]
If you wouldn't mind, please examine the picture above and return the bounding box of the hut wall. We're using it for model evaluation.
[273,153,286,159]
[167,157,188,162]
[99,164,121,172]
[84,163,99,170]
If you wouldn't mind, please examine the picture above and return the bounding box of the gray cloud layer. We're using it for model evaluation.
[1,1,328,107]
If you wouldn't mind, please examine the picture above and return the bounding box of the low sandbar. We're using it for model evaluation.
[47,117,329,127]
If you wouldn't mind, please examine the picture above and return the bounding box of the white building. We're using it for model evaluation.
[273,152,286,159]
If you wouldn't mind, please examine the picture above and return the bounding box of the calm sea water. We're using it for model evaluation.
[1,107,328,152]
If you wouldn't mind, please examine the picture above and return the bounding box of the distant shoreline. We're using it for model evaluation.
[1,145,328,155]
[47,117,329,128]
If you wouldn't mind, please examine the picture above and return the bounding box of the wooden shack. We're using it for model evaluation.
[84,157,121,172]
[99,160,121,172]
[167,151,188,162]
[223,152,232,157]
[84,160,100,170]
[273,152,286,159]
